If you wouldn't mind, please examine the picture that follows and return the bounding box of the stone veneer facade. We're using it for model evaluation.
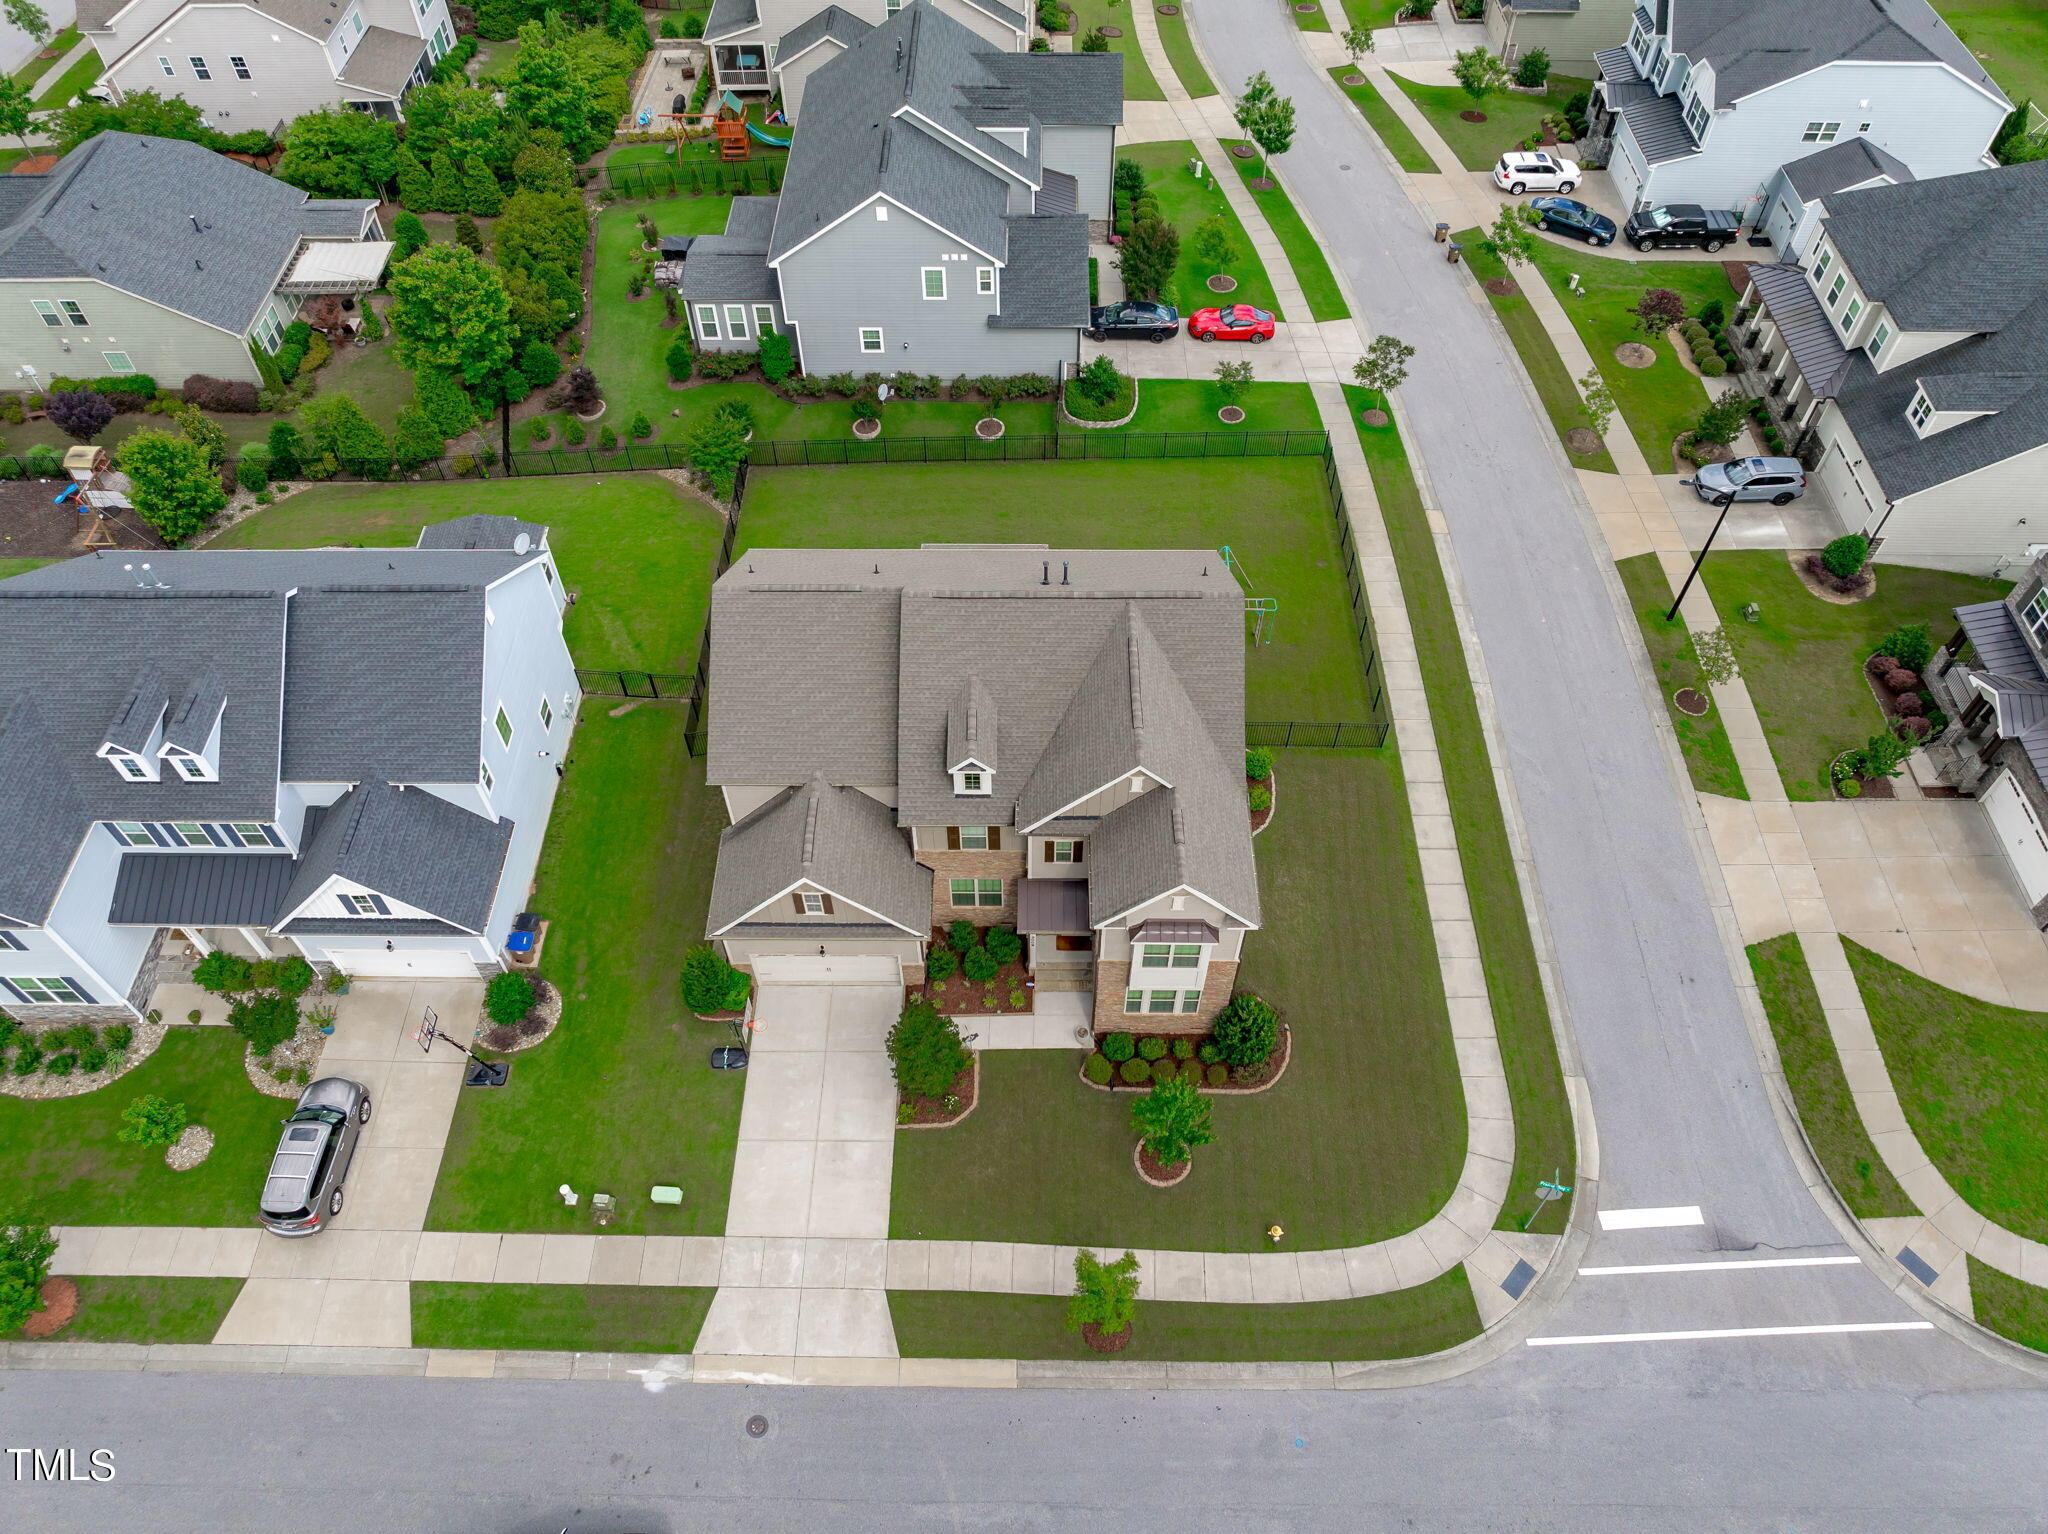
[1091,959,1239,1036]
[916,844,1027,928]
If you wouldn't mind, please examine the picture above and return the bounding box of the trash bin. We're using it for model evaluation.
[505,929,537,956]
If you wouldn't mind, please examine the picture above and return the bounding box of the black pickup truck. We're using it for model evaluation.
[1623,204,1742,252]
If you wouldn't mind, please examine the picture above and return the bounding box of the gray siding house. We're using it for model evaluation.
[681,1,1119,378]
[1732,159,2048,575]
[0,132,389,390]
[704,0,1026,107]
[705,546,1261,1035]
[0,515,578,1021]
[1586,0,2007,219]
[1481,0,1636,76]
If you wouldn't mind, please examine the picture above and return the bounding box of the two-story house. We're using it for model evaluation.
[80,0,457,125]
[680,0,1119,378]
[0,132,391,391]
[703,545,1261,1035]
[1733,158,2048,575]
[1586,0,2007,218]
[704,0,1026,109]
[0,513,578,1022]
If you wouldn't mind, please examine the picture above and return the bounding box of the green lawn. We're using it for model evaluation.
[1851,938,2048,1243]
[412,1282,715,1352]
[27,1276,246,1344]
[1227,143,1350,322]
[1967,1256,2048,1355]
[1328,67,1436,175]
[1120,378,1319,434]
[7,406,276,457]
[1125,141,1285,322]
[1294,0,1333,31]
[1701,553,2007,800]
[0,1030,285,1226]
[1069,0,1164,100]
[11,27,80,90]
[1339,0,1405,29]
[1459,228,1617,474]
[738,459,1369,721]
[890,1269,1482,1360]
[1933,0,2048,112]
[1386,70,1591,172]
[0,556,57,580]
[1354,397,1574,1235]
[1154,5,1217,97]
[471,35,524,83]
[31,46,101,109]
[1748,935,1914,1219]
[1526,241,1737,465]
[1616,553,1745,799]
[317,331,417,435]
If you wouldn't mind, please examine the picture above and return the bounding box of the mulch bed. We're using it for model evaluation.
[1249,768,1274,832]
[480,978,564,1054]
[0,1015,168,1102]
[247,1017,328,1099]
[21,1278,77,1339]
[975,417,1005,439]
[899,1056,978,1128]
[1673,687,1711,717]
[916,929,1033,1015]
[1565,427,1604,455]
[1790,549,1876,605]
[1460,110,1488,122]
[1219,406,1246,424]
[1135,1139,1191,1186]
[1361,408,1390,427]
[1230,143,1256,158]
[1248,177,1276,190]
[1081,1321,1132,1353]
[1207,273,1238,291]
[1343,72,1366,85]
[165,1123,215,1171]
[1614,342,1657,369]
[1080,1025,1292,1095]
[1482,277,1519,296]
[1100,24,1123,35]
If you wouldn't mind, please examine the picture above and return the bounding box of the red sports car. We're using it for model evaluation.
[1190,304,1276,343]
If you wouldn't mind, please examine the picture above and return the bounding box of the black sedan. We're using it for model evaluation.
[1086,301,1179,342]
[1530,196,1617,246]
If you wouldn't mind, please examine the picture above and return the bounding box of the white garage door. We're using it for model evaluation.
[1982,771,2048,907]
[1818,441,1880,534]
[323,948,482,979]
[750,953,902,986]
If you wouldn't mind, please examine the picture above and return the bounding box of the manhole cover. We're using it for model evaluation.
[745,1415,769,1438]
[1339,163,1351,170]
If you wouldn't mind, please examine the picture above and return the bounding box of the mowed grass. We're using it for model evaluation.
[891,1269,1481,1359]
[0,1030,284,1226]
[33,1276,246,1344]
[1227,144,1350,321]
[11,27,80,90]
[1069,0,1165,100]
[1851,938,2048,1242]
[1933,0,2048,109]
[1701,553,2007,800]
[0,556,58,580]
[1386,70,1591,171]
[31,46,101,108]
[1125,141,1285,322]
[1748,935,1914,1219]
[1616,553,1745,799]
[737,458,1369,721]
[412,1283,715,1353]
[1328,67,1436,175]
[1967,1256,2048,1355]
[1155,5,1218,98]
[1353,398,1574,1235]
[1459,229,1617,474]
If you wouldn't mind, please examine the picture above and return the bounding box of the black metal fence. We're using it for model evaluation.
[576,669,697,699]
[1247,721,1387,749]
[593,160,783,199]
[1322,444,1393,747]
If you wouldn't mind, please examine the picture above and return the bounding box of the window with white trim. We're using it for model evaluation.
[921,267,946,300]
[957,825,990,849]
[798,891,826,914]
[189,55,210,78]
[494,705,513,746]
[228,823,272,847]
[0,932,23,950]
[1683,96,1708,139]
[31,299,58,327]
[341,893,388,915]
[954,767,987,794]
[230,55,250,78]
[1802,121,1840,143]
[859,327,884,353]
[976,266,995,296]
[102,352,134,373]
[1825,273,1846,309]
[753,303,776,336]
[874,204,889,220]
[695,304,720,341]
[59,300,85,326]
[158,55,174,74]
[10,977,89,1004]
[2026,589,2048,648]
[436,20,453,51]
[1810,247,1832,287]
[539,695,555,731]
[1047,839,1079,863]
[352,12,364,34]
[1125,989,1202,1014]
[1839,297,1861,333]
[166,751,214,782]
[1139,943,1203,969]
[1907,390,1933,431]
[107,751,150,780]
[950,878,1002,907]
[1868,322,1890,358]
[724,304,749,340]
[169,823,211,847]
[480,758,494,792]
[111,821,154,846]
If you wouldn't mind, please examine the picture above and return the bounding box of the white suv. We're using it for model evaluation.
[1493,151,1580,195]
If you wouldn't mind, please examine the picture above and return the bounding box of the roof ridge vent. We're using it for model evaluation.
[1170,802,1185,847]
[1127,621,1144,733]
[801,783,820,866]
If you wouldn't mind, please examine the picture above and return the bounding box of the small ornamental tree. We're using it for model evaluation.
[118,1094,189,1147]
[1513,46,1552,88]
[46,388,115,442]
[1453,44,1508,104]
[1232,70,1297,174]
[1118,216,1180,304]
[1065,1249,1141,1341]
[388,246,517,392]
[1576,366,1617,440]
[1630,287,1688,337]
[0,1219,57,1337]
[1352,333,1416,400]
[1481,202,1541,266]
[227,992,300,1056]
[1340,24,1375,65]
[686,411,749,500]
[0,75,32,154]
[453,213,485,253]
[1130,1076,1215,1168]
[561,366,602,414]
[1214,358,1254,410]
[4,0,51,48]
[1073,354,1125,407]
[1191,213,1242,275]
[277,105,400,198]
[1873,623,1934,675]
[886,997,969,1100]
[120,429,225,544]
[484,970,536,1027]
[176,406,228,467]
[300,393,390,473]
[682,944,752,1013]
[1212,992,1278,1067]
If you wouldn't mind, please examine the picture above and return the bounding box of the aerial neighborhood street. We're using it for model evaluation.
[4,0,2048,1524]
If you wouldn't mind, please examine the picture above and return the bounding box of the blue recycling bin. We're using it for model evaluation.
[505,929,537,956]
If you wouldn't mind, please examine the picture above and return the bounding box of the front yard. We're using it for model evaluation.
[1123,142,1286,322]
[24,1276,247,1344]
[1066,0,1164,100]
[412,1281,715,1352]
[1701,553,2006,800]
[1386,70,1592,172]
[1616,553,1745,800]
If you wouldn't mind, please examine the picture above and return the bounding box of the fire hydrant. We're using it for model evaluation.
[1267,1224,1285,1244]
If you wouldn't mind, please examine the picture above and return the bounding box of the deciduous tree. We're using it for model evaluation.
[1352,333,1416,398]
[276,106,399,198]
[120,429,225,543]
[387,245,517,391]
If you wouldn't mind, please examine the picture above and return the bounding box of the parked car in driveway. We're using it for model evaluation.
[258,1076,371,1237]
[1530,196,1617,246]
[1688,457,1808,505]
[1493,151,1580,194]
[1189,304,1275,343]
[1086,300,1179,342]
[1624,204,1741,252]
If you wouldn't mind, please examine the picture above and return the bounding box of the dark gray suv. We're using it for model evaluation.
[259,1076,371,1237]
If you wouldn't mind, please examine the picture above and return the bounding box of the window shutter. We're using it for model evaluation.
[368,894,391,915]
[0,978,26,1002]
[104,823,132,846]
[946,827,961,850]
[1073,840,1084,863]
[820,894,835,915]
[1043,840,1054,861]
[145,823,175,847]
[792,892,808,915]
[261,825,284,847]
[987,827,1001,851]
[201,823,229,846]
[0,931,22,951]
[59,977,95,1004]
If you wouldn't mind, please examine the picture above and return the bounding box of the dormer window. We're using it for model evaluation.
[953,765,990,795]
[162,748,216,783]
[106,750,153,781]
[1908,390,1934,431]
[2024,588,2048,648]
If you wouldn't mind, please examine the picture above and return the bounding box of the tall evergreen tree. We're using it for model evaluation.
[428,152,464,215]
[396,146,432,210]
[462,156,503,218]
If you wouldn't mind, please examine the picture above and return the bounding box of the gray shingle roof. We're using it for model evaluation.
[108,852,297,926]
[1670,0,2002,104]
[0,133,377,335]
[1781,137,1915,201]
[1922,373,2036,413]
[279,782,513,934]
[1746,261,1851,396]
[416,514,547,551]
[705,0,759,40]
[707,775,930,935]
[726,196,782,246]
[777,4,871,59]
[681,245,782,303]
[987,214,1087,328]
[946,676,997,770]
[977,51,1122,125]
[338,25,428,95]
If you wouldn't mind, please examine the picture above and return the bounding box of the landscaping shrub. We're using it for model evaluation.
[484,970,537,1027]
[629,409,653,440]
[1697,354,1727,377]
[962,945,999,983]
[193,950,254,994]
[1083,1052,1114,1086]
[1172,1037,1194,1060]
[1513,47,1551,87]
[1249,784,1273,813]
[118,1094,189,1147]
[681,944,752,1013]
[0,1222,56,1336]
[1894,693,1924,717]
[181,375,261,412]
[24,443,62,478]
[925,943,958,983]
[1198,1041,1221,1064]
[519,338,562,390]
[77,1045,107,1075]
[236,457,269,494]
[13,1042,41,1074]
[1067,1249,1140,1340]
[695,350,754,380]
[1137,1036,1167,1061]
[1245,746,1273,781]
[887,998,968,1098]
[227,993,299,1056]
[984,925,1022,967]
[1152,1057,1178,1081]
[1872,623,1933,675]
[1036,0,1066,27]
[1206,1062,1229,1087]
[1899,715,1933,741]
[273,957,315,998]
[562,416,586,446]
[1072,354,1125,408]
[1697,298,1726,330]
[1118,1057,1152,1085]
[1884,668,1920,693]
[1102,1031,1135,1063]
[1131,1076,1215,1167]
[1821,534,1869,578]
[45,1053,75,1077]
[758,331,794,383]
[1212,993,1278,1068]
[105,1024,132,1053]
[948,918,979,951]
[685,410,749,499]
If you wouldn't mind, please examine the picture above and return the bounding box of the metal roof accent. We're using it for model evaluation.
[1132,918,1221,945]
[1746,262,1851,398]
[1017,877,1090,934]
[108,852,297,926]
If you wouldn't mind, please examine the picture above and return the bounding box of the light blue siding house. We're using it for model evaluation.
[681,1,1120,377]
[1587,0,2008,222]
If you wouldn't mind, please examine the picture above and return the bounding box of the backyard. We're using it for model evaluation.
[1386,69,1591,172]
[1526,241,1736,466]
[1227,142,1350,322]
[1701,553,2007,800]
[1933,0,2048,110]
[1852,938,2048,1243]
[1616,552,1745,800]
[412,1282,716,1352]
[1124,142,1285,323]
[1329,67,1435,175]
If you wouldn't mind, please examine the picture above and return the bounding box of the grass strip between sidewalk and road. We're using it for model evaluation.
[1457,228,1617,475]
[1125,141,1285,323]
[888,1268,1481,1361]
[1327,67,1436,175]
[1154,5,1218,98]
[412,1283,716,1354]
[11,27,79,90]
[1615,553,1746,800]
[1349,391,1576,1235]
[1967,1256,2048,1356]
[1227,143,1350,322]
[25,1276,248,1345]
[1746,935,1915,1220]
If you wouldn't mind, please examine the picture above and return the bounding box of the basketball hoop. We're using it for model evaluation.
[412,1005,439,1054]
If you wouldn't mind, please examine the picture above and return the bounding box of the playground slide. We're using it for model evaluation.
[747,121,792,147]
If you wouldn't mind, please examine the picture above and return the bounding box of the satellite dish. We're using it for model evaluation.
[513,532,532,554]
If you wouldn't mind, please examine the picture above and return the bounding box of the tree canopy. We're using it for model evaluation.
[276,106,400,198]
[387,245,518,390]
[120,430,225,544]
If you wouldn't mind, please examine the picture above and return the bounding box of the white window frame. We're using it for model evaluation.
[694,304,720,341]
[111,821,154,846]
[798,891,826,914]
[341,893,382,916]
[58,300,86,327]
[1810,248,1833,287]
[1868,322,1890,358]
[1825,273,1846,309]
[875,204,889,220]
[1139,943,1204,969]
[539,695,555,732]
[921,267,946,300]
[1048,839,1078,863]
[2026,589,2048,648]
[166,751,214,782]
[351,11,363,34]
[12,977,88,1004]
[108,752,150,781]
[102,351,134,374]
[1907,390,1933,431]
[753,303,776,336]
[1683,96,1708,139]
[1802,120,1840,143]
[724,304,749,340]
[230,54,250,78]
[1840,297,1862,333]
[228,823,271,847]
[188,55,210,79]
[157,54,174,74]
[30,299,58,327]
[493,705,513,746]
[954,767,988,794]
[170,822,211,847]
[480,757,494,792]
[957,825,990,850]
[976,266,995,297]
[859,327,884,354]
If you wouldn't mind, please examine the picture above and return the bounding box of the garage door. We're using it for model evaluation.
[1982,771,2048,907]
[323,948,482,979]
[750,954,902,986]
[1818,441,1880,534]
